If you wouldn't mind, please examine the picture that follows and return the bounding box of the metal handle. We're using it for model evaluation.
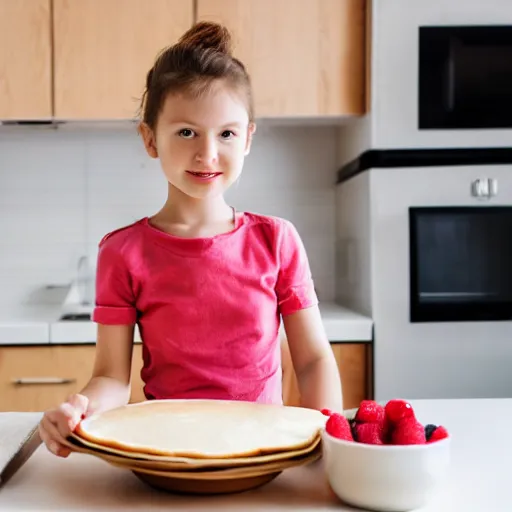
[471,178,498,199]
[11,377,77,385]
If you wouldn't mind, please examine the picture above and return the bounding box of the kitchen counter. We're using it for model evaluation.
[0,302,373,345]
[0,399,509,511]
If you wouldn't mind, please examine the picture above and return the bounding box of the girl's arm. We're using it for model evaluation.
[79,324,136,414]
[39,323,135,457]
[283,305,343,412]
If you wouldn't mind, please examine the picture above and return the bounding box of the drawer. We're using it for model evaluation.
[0,345,145,412]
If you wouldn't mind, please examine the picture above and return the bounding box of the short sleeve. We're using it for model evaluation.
[92,239,137,325]
[275,220,318,316]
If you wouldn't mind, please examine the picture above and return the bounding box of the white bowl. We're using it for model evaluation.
[321,426,451,512]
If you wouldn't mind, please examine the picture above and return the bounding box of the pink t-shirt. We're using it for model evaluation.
[92,211,318,404]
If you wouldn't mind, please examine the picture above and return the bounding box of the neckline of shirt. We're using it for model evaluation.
[140,209,246,254]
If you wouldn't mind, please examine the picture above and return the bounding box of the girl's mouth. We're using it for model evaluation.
[186,171,222,181]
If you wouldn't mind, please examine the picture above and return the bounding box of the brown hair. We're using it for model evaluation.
[140,22,254,130]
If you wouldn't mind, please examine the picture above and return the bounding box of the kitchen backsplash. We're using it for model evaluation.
[0,123,338,309]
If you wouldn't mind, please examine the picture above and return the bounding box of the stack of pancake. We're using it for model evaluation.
[65,399,326,494]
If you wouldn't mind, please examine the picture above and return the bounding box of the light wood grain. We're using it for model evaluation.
[0,0,52,119]
[0,344,145,412]
[0,338,369,412]
[53,0,193,119]
[197,0,366,117]
[331,343,368,409]
[0,346,95,412]
[281,339,370,410]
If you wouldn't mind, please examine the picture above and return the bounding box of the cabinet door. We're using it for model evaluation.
[282,340,370,410]
[331,343,370,410]
[0,0,52,120]
[0,344,147,412]
[0,346,95,412]
[197,0,366,117]
[53,0,193,119]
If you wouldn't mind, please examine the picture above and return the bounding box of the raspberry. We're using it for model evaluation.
[428,426,449,443]
[354,422,385,445]
[325,413,354,441]
[320,408,334,417]
[391,417,426,445]
[385,399,416,424]
[354,400,385,424]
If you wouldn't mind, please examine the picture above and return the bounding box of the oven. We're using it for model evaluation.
[336,150,512,401]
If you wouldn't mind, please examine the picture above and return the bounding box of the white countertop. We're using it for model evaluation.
[0,399,509,511]
[0,302,373,345]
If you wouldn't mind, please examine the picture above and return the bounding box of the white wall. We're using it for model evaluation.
[0,123,339,309]
[372,0,512,149]
[337,115,372,167]
[335,171,372,317]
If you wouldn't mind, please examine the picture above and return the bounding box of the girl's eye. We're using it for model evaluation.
[221,130,235,139]
[179,129,195,139]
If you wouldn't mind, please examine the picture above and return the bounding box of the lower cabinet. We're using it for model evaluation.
[0,345,144,412]
[0,342,372,412]
[281,342,373,411]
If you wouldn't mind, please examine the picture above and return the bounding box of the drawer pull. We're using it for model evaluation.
[11,377,77,385]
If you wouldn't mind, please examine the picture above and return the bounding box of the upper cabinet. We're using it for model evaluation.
[0,0,367,121]
[197,0,367,117]
[53,0,193,119]
[0,0,52,120]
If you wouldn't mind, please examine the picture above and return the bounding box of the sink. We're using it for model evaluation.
[58,313,91,321]
[59,280,93,321]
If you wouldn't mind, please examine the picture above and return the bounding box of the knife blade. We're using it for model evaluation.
[0,424,42,487]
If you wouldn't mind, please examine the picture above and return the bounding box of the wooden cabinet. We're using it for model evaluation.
[0,341,371,412]
[0,346,95,412]
[0,0,52,120]
[197,0,366,117]
[1,0,367,120]
[52,0,193,119]
[0,344,145,412]
[282,342,372,410]
[332,343,372,410]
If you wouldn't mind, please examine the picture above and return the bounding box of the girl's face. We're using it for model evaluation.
[140,81,255,200]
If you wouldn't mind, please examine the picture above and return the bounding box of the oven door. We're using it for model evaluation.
[409,206,512,322]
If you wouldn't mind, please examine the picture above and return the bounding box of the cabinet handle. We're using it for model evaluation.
[11,377,77,385]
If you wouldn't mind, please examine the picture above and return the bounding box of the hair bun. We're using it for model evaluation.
[178,21,232,55]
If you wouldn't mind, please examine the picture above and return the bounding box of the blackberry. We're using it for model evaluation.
[424,424,437,441]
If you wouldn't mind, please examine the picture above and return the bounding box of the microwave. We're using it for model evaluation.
[419,25,512,130]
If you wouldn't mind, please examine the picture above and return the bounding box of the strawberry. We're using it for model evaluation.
[354,400,385,424]
[428,426,449,443]
[385,399,416,424]
[320,408,334,417]
[391,417,426,445]
[354,422,385,445]
[325,413,354,441]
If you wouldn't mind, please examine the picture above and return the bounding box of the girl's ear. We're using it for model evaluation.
[138,122,158,158]
[244,122,257,156]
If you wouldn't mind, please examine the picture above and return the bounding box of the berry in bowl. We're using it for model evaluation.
[321,400,451,512]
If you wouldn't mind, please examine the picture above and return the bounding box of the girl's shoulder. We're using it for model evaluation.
[98,218,147,249]
[242,211,293,232]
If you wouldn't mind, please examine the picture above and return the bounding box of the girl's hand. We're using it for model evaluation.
[38,393,89,458]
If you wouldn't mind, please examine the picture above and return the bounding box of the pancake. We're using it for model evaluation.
[74,399,327,459]
[67,430,321,468]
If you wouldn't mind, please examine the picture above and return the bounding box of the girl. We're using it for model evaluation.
[39,21,342,458]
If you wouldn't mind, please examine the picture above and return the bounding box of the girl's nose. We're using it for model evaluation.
[195,135,218,165]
